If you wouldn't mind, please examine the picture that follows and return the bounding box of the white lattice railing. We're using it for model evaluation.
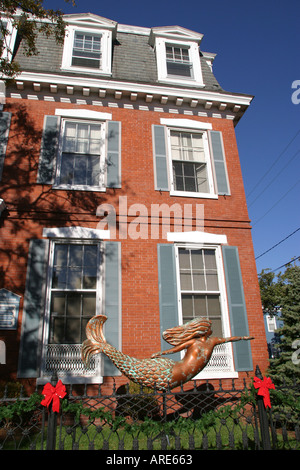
[42,344,100,378]
[41,342,233,380]
[204,343,234,372]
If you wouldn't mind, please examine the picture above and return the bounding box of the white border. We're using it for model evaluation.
[55,108,112,121]
[43,227,111,239]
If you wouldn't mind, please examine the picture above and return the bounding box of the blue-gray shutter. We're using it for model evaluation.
[153,125,169,191]
[222,246,253,371]
[210,131,230,195]
[157,244,180,361]
[0,111,11,181]
[18,239,50,378]
[107,121,121,188]
[103,241,121,375]
[37,115,60,184]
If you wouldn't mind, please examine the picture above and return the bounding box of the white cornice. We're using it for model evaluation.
[14,71,253,110]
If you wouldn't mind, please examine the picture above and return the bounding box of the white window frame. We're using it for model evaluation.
[61,24,112,75]
[40,237,105,384]
[154,37,204,87]
[266,314,277,333]
[0,17,17,62]
[170,231,237,379]
[53,111,109,191]
[161,119,217,199]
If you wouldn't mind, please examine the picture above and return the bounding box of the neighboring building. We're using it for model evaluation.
[264,310,283,358]
[0,12,269,391]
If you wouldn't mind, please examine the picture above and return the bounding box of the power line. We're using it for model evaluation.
[255,227,300,260]
[273,256,300,272]
[251,179,300,227]
[248,148,300,208]
[246,127,300,199]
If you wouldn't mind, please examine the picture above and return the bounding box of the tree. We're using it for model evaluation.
[259,263,300,386]
[0,0,73,77]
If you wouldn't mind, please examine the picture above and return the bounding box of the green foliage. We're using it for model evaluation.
[259,263,300,386]
[0,392,40,425]
[0,0,74,77]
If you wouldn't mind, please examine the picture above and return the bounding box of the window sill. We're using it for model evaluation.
[60,66,112,77]
[170,190,218,199]
[158,76,204,87]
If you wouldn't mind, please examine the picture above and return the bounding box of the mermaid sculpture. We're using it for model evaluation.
[82,315,254,391]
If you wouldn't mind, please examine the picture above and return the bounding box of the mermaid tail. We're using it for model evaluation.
[82,315,175,390]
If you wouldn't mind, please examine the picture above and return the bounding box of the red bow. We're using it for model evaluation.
[253,376,275,408]
[41,380,67,413]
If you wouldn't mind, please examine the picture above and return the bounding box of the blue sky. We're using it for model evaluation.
[44,0,300,276]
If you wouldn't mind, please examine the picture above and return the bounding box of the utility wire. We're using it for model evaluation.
[248,148,300,208]
[273,256,300,272]
[246,127,300,199]
[255,227,300,260]
[251,179,300,227]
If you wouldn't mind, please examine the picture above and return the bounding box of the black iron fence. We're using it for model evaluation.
[0,367,299,451]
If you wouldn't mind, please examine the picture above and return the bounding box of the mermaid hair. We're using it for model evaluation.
[162,317,212,346]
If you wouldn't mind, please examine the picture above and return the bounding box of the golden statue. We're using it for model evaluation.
[82,315,254,390]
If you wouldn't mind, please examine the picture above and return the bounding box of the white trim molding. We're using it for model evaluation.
[55,108,112,120]
[160,118,212,130]
[43,227,111,239]
[167,230,228,244]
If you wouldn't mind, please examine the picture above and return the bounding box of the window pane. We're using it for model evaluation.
[193,273,206,290]
[195,163,209,192]
[182,294,193,320]
[179,249,190,269]
[180,272,192,290]
[51,293,65,315]
[52,267,67,289]
[66,318,80,343]
[66,293,81,317]
[82,294,96,316]
[53,244,68,267]
[207,295,221,316]
[52,317,64,344]
[72,32,102,69]
[193,295,207,316]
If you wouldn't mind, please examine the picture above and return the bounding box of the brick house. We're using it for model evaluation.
[0,12,269,390]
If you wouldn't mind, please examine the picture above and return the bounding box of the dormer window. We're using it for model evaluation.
[61,15,117,76]
[166,44,192,78]
[0,17,17,63]
[150,26,204,87]
[72,31,102,69]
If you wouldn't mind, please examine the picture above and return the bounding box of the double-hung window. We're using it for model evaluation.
[170,130,209,194]
[42,241,102,380]
[166,44,193,78]
[178,247,223,336]
[72,31,102,69]
[61,25,113,75]
[164,122,216,198]
[174,243,236,377]
[56,118,105,190]
[150,27,204,87]
[153,119,230,198]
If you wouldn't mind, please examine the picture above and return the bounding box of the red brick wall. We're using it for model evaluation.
[0,97,269,389]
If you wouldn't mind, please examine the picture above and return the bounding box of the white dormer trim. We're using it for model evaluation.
[149,26,203,45]
[61,15,117,76]
[63,14,117,33]
[150,26,204,88]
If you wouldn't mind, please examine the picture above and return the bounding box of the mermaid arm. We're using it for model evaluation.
[151,339,194,358]
[212,335,254,346]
